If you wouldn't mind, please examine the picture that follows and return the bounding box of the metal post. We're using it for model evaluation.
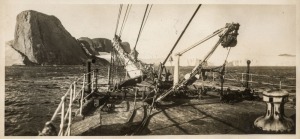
[245,60,251,88]
[73,82,76,101]
[242,73,244,82]
[87,61,91,93]
[280,80,282,89]
[68,86,72,136]
[220,65,225,100]
[69,84,72,99]
[80,75,85,116]
[173,55,180,86]
[141,70,144,81]
[80,91,84,115]
[59,96,65,136]
[250,74,253,87]
[51,103,62,122]
[95,69,98,90]
[91,70,94,91]
[108,66,111,86]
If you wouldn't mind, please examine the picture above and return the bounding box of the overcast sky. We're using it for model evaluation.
[2,3,297,66]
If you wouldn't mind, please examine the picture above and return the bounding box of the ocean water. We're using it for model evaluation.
[4,65,296,136]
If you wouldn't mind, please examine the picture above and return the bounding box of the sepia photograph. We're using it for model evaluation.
[0,0,298,138]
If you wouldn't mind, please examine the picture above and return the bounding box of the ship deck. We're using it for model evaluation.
[69,90,296,135]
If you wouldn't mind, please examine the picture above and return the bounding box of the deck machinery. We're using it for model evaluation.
[105,22,246,106]
[155,22,241,102]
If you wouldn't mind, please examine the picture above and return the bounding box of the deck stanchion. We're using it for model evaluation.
[245,60,251,88]
[95,69,98,90]
[73,82,76,101]
[69,84,73,101]
[67,87,73,136]
[173,55,180,86]
[91,71,95,91]
[241,73,244,82]
[50,101,63,122]
[69,84,72,100]
[87,69,91,93]
[108,66,111,86]
[279,81,282,89]
[80,75,85,116]
[59,96,65,136]
[80,88,84,116]
[250,74,253,87]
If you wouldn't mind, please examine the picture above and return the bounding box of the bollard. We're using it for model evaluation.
[254,89,294,132]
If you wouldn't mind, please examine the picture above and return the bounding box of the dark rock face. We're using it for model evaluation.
[92,38,113,53]
[13,10,87,65]
[78,37,113,55]
[78,37,131,55]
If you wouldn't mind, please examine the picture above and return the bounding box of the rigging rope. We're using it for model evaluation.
[119,4,132,37]
[114,4,123,36]
[162,4,202,65]
[224,47,232,64]
[133,4,150,51]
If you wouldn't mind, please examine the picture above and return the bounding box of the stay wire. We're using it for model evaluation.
[162,4,202,65]
[133,4,150,51]
[224,47,232,64]
[140,4,153,36]
[114,4,123,36]
[119,4,132,37]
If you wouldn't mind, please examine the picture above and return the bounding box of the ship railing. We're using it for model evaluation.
[199,71,295,89]
[45,69,98,136]
[223,72,296,89]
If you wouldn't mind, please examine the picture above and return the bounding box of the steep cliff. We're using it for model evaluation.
[5,40,36,66]
[13,10,88,65]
